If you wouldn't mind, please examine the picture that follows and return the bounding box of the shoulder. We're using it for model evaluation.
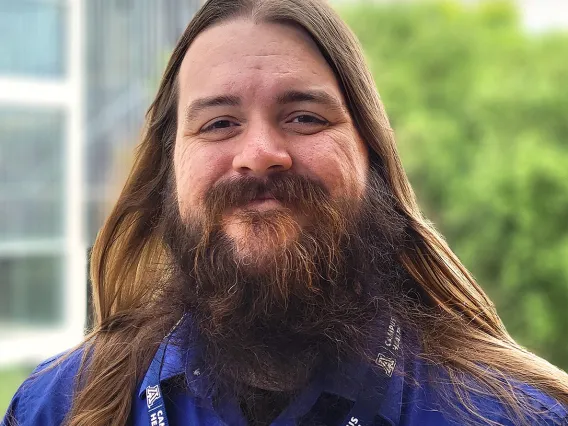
[1,348,84,426]
[403,360,567,425]
[513,382,568,425]
[461,381,567,425]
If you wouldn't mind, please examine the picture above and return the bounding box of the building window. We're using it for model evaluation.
[0,108,65,240]
[0,107,65,329]
[0,254,63,327]
[0,0,67,78]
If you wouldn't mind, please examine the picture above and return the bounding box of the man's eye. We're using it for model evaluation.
[290,115,328,125]
[202,120,238,132]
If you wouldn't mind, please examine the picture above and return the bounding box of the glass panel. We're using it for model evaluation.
[0,0,67,78]
[0,254,63,327]
[0,107,65,241]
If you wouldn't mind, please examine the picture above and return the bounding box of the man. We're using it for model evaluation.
[3,0,568,425]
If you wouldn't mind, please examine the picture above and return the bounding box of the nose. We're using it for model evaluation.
[232,121,292,176]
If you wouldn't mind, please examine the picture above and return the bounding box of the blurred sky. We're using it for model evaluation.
[519,0,568,32]
[336,0,568,31]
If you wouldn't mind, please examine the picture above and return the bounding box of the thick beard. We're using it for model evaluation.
[161,168,410,394]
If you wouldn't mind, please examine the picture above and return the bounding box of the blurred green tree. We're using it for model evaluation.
[340,0,568,369]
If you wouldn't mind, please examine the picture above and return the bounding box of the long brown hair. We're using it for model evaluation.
[68,0,568,424]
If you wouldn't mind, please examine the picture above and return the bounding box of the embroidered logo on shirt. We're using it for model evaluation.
[146,385,162,408]
[385,317,401,351]
[375,353,396,377]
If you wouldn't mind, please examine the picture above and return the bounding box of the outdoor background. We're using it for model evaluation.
[1,0,567,415]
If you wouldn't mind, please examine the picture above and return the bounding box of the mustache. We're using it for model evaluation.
[203,173,331,217]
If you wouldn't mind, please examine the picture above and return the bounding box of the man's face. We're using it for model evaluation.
[174,19,369,265]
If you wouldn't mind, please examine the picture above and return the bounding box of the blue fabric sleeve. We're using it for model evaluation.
[1,350,83,426]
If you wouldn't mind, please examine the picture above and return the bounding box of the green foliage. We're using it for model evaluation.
[340,1,568,369]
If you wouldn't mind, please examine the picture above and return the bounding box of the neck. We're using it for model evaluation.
[236,354,318,392]
[239,385,294,426]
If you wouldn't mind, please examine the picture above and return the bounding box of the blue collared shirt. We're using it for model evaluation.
[3,336,566,425]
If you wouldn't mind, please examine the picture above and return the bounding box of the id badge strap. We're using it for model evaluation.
[145,341,171,426]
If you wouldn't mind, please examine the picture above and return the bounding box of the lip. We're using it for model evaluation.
[245,197,281,209]
[249,191,277,202]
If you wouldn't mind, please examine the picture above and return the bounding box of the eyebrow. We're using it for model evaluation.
[182,89,346,125]
[275,89,346,113]
[183,95,241,124]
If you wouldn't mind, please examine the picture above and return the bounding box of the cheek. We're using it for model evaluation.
[173,142,231,215]
[299,130,368,198]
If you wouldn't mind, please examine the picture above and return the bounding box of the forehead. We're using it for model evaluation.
[177,19,344,104]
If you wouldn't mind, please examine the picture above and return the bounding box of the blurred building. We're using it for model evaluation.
[0,0,201,366]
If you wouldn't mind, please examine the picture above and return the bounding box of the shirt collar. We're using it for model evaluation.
[322,352,404,425]
[137,319,405,425]
[137,318,196,398]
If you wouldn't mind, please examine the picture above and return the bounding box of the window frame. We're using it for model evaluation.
[0,0,86,367]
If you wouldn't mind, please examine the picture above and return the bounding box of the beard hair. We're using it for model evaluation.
[160,167,411,395]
